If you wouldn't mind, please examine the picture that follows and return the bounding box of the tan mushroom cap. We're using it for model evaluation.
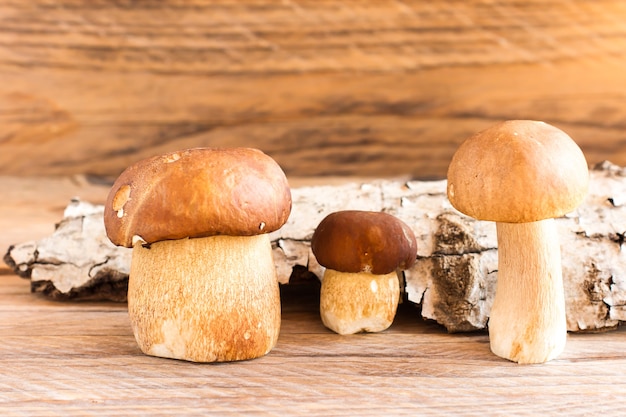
[447,120,589,223]
[104,147,292,247]
[311,210,417,275]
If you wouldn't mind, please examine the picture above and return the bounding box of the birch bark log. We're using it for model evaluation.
[5,162,626,333]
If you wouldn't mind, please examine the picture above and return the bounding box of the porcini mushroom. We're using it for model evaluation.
[311,210,417,335]
[446,120,589,364]
[104,147,291,362]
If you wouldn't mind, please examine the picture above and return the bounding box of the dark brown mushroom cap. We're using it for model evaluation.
[447,120,589,223]
[104,147,292,247]
[311,210,417,275]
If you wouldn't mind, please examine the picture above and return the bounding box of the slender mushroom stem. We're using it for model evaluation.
[320,269,400,335]
[488,219,567,364]
[128,234,281,362]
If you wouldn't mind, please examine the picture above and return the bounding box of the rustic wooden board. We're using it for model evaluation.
[2,1,626,180]
[3,274,626,416]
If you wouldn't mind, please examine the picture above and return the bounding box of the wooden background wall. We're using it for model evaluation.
[2,0,626,181]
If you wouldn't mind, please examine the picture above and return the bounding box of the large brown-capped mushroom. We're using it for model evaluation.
[104,147,291,362]
[311,210,417,335]
[447,120,589,364]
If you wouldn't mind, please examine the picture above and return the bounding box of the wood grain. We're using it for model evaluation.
[2,1,626,179]
[3,275,626,416]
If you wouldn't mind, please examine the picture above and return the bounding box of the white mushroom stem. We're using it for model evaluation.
[320,269,401,335]
[488,219,567,364]
[128,234,281,362]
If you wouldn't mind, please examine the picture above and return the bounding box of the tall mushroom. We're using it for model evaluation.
[311,210,417,335]
[104,147,291,362]
[446,120,589,364]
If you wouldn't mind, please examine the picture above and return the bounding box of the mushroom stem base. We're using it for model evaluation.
[128,234,281,362]
[489,219,567,364]
[320,269,400,335]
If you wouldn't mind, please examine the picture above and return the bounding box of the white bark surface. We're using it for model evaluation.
[4,162,626,332]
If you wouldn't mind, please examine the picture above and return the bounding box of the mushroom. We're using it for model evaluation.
[311,210,417,335]
[446,120,589,364]
[103,147,292,362]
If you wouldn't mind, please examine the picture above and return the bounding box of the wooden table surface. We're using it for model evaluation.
[3,272,626,416]
[2,178,626,416]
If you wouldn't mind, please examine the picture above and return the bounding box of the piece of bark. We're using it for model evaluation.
[4,162,626,333]
[3,199,131,301]
[401,161,626,333]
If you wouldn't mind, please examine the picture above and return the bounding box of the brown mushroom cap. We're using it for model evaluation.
[311,210,417,275]
[104,147,292,247]
[447,120,589,223]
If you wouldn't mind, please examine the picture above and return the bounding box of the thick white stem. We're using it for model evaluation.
[489,219,567,364]
[320,269,400,335]
[128,234,280,362]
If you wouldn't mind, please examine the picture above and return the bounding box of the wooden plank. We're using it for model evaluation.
[2,1,626,179]
[3,274,626,416]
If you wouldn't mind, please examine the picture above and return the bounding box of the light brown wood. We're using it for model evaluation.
[4,273,626,415]
[2,1,626,180]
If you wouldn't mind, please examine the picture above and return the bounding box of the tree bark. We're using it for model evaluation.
[5,162,626,333]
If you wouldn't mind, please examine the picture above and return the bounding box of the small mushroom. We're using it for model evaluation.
[447,120,589,364]
[104,147,292,362]
[311,210,417,335]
